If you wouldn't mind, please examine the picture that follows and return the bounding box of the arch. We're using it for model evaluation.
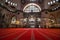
[11,16,17,24]
[23,3,41,13]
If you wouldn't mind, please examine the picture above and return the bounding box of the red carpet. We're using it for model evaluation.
[0,28,60,40]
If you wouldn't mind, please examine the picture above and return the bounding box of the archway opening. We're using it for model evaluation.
[23,3,41,28]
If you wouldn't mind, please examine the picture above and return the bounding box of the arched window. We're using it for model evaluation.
[11,16,16,24]
[23,3,41,13]
[30,0,36,1]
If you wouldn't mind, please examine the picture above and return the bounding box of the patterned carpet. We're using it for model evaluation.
[0,28,60,40]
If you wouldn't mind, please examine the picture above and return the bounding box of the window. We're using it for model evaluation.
[11,16,16,24]
[30,0,36,1]
[5,0,8,2]
[29,17,35,21]
[48,2,50,5]
[53,0,55,3]
[5,0,10,2]
[37,18,41,22]
[50,1,53,5]
[48,0,56,5]
[56,0,58,2]
[23,3,41,13]
[23,18,27,22]
[24,5,40,12]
